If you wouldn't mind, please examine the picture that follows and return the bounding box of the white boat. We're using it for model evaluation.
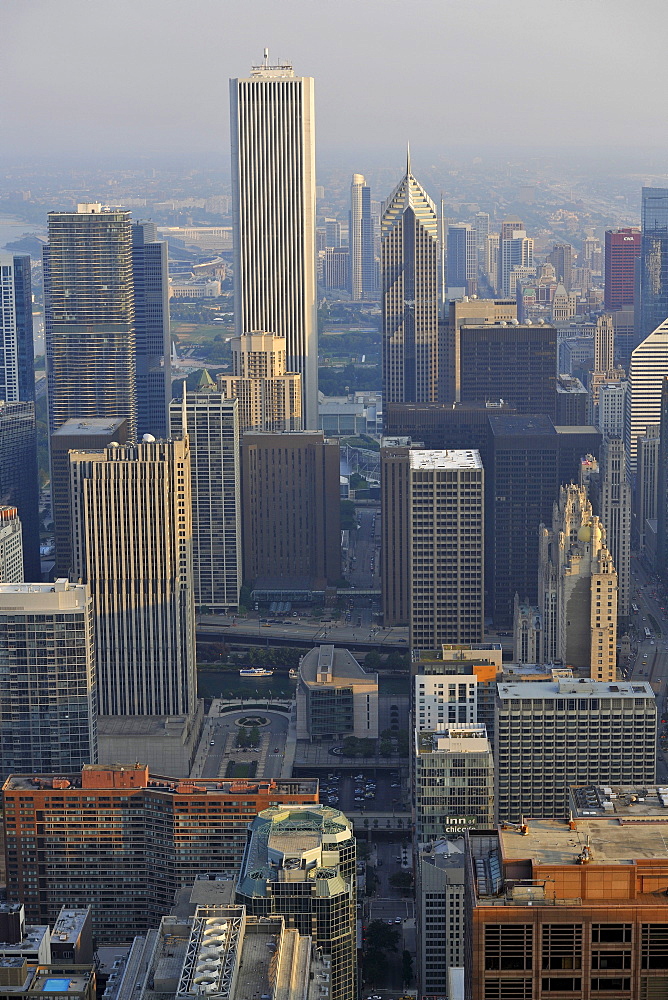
[239,667,274,678]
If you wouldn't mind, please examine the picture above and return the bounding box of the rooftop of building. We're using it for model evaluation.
[51,909,89,946]
[238,806,353,897]
[499,817,668,866]
[299,645,377,688]
[554,424,601,434]
[0,928,49,955]
[416,725,491,756]
[496,677,654,699]
[51,418,127,438]
[3,766,318,798]
[570,784,668,820]
[408,448,482,470]
[487,413,556,436]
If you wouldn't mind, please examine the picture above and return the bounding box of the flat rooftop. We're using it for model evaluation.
[500,818,668,866]
[416,726,490,755]
[51,909,89,945]
[571,784,668,819]
[409,449,482,470]
[4,771,318,797]
[52,418,126,438]
[497,678,654,699]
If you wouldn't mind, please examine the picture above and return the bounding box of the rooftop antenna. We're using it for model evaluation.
[406,141,411,178]
[264,47,269,66]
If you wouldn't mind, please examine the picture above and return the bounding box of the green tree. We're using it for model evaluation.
[389,871,414,892]
[364,651,382,670]
[365,920,399,953]
[401,950,413,986]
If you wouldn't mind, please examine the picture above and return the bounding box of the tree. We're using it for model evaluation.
[365,920,400,953]
[364,651,382,670]
[402,950,413,986]
[389,871,414,893]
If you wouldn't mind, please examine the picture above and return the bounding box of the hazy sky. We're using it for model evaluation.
[3,0,668,164]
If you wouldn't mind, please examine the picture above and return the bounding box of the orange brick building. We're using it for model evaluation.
[3,764,318,942]
[468,816,668,999]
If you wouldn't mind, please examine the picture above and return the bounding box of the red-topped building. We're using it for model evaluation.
[604,227,641,311]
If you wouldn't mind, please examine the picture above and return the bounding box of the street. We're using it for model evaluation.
[627,558,668,781]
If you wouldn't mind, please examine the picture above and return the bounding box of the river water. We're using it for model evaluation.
[0,215,47,250]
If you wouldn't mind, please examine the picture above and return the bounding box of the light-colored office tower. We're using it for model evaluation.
[131,221,171,439]
[538,484,618,680]
[43,204,136,438]
[438,296,517,403]
[230,57,317,428]
[597,436,631,617]
[626,316,668,473]
[0,506,23,583]
[589,313,625,424]
[498,220,533,296]
[217,333,302,433]
[637,424,661,551]
[50,417,129,580]
[598,379,628,435]
[381,442,484,647]
[241,431,340,595]
[170,389,241,612]
[414,672,478,731]
[69,436,196,718]
[381,154,439,403]
[349,173,374,300]
[417,839,466,1000]
[324,246,350,290]
[495,677,656,823]
[512,596,542,663]
[0,579,97,776]
[236,806,357,1000]
[0,254,34,403]
[414,724,494,841]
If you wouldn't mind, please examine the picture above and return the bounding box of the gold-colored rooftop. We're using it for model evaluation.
[500,818,668,866]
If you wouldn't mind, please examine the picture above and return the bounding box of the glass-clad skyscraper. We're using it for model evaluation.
[639,187,668,344]
[43,203,137,438]
[0,254,34,403]
[132,221,171,438]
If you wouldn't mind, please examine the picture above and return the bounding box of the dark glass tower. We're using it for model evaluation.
[0,401,40,580]
[43,203,136,438]
[639,187,668,343]
[132,222,171,438]
[0,254,34,403]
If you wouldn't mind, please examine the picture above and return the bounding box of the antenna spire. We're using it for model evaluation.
[263,47,269,66]
[406,141,411,177]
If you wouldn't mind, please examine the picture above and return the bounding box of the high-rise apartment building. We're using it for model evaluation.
[446,223,477,297]
[636,424,661,552]
[605,227,641,311]
[2,765,319,941]
[473,212,490,273]
[656,378,668,581]
[498,220,533,296]
[380,441,484,648]
[626,316,668,473]
[414,671,478,731]
[538,484,618,679]
[414,725,494,841]
[458,320,557,419]
[131,222,171,439]
[241,432,340,595]
[349,173,375,300]
[230,58,317,428]
[169,389,241,611]
[639,187,668,344]
[69,437,195,718]
[467,814,668,1000]
[495,677,656,823]
[0,506,23,583]
[43,204,136,438]
[417,839,466,1000]
[0,580,96,777]
[50,417,129,580]
[236,806,357,1000]
[0,254,34,404]
[217,333,302,432]
[381,156,439,403]
[547,243,574,291]
[598,380,628,436]
[595,437,631,618]
[0,401,40,581]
